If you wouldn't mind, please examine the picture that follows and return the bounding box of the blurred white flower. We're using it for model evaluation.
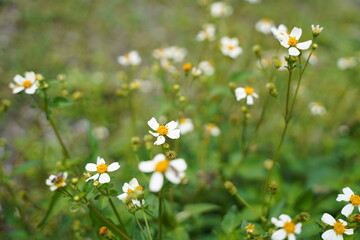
[191,67,202,77]
[220,37,243,59]
[117,178,145,207]
[311,24,323,36]
[210,2,233,18]
[205,123,220,137]
[148,117,180,145]
[46,172,68,191]
[85,157,120,184]
[94,126,110,140]
[271,214,302,240]
[138,153,187,192]
[177,118,194,134]
[165,46,187,62]
[278,27,312,56]
[309,102,326,116]
[255,18,275,34]
[321,213,353,240]
[336,187,360,217]
[337,56,357,70]
[303,51,318,65]
[117,50,142,66]
[10,71,39,94]
[245,0,260,3]
[235,86,258,105]
[198,61,215,76]
[196,24,216,41]
[271,24,288,40]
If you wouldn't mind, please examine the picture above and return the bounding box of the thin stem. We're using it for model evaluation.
[241,109,248,149]
[108,197,127,234]
[158,193,163,240]
[49,118,70,160]
[134,214,148,240]
[141,206,153,240]
[284,69,293,121]
[234,192,261,218]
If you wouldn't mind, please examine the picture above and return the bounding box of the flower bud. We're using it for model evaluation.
[268,180,278,195]
[131,137,141,151]
[224,181,237,195]
[263,159,274,170]
[71,177,78,184]
[179,96,187,103]
[294,212,310,222]
[312,43,318,50]
[311,24,323,37]
[252,44,262,58]
[166,150,177,160]
[228,82,236,92]
[273,57,282,69]
[183,62,192,72]
[173,84,180,92]
[93,181,100,187]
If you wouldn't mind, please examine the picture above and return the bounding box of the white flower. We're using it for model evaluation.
[235,86,258,105]
[160,59,177,73]
[220,37,243,59]
[271,24,288,40]
[85,157,120,184]
[148,117,180,145]
[46,172,68,191]
[138,153,187,192]
[198,61,215,76]
[94,126,110,140]
[336,187,360,217]
[117,178,145,207]
[191,67,202,77]
[337,57,357,70]
[278,27,312,56]
[210,2,233,18]
[196,24,216,42]
[245,0,260,3]
[321,213,353,240]
[10,71,39,94]
[205,123,220,137]
[309,102,326,116]
[132,199,145,208]
[271,214,302,240]
[255,18,275,35]
[117,50,142,66]
[311,24,323,36]
[165,46,187,62]
[177,118,194,135]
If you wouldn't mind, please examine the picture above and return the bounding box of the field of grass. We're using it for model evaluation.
[1,0,360,239]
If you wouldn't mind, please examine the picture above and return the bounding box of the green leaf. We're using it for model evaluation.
[12,160,42,175]
[48,97,72,108]
[221,205,241,235]
[298,221,322,239]
[230,71,255,83]
[176,203,220,222]
[37,191,63,228]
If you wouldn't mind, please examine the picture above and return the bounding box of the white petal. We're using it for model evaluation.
[107,162,120,172]
[13,86,24,94]
[154,136,166,145]
[63,172,68,179]
[337,194,350,202]
[13,74,24,84]
[165,121,178,131]
[99,173,111,183]
[50,186,58,191]
[271,217,283,227]
[343,187,354,197]
[166,129,180,139]
[147,117,159,131]
[341,204,354,217]
[279,214,292,223]
[271,229,286,240]
[86,173,99,182]
[129,178,139,188]
[321,213,336,226]
[149,131,159,137]
[24,84,38,94]
[235,88,246,101]
[165,168,183,184]
[296,40,312,50]
[288,47,300,56]
[45,179,52,186]
[246,96,254,105]
[344,228,354,235]
[139,160,156,173]
[321,229,336,240]
[290,27,302,40]
[338,219,347,226]
[294,223,302,234]
[170,158,187,171]
[288,234,296,240]
[252,93,259,98]
[85,163,97,172]
[149,172,164,192]
[25,71,36,81]
[97,157,105,165]
[117,193,128,201]
[122,183,131,193]
[153,153,166,163]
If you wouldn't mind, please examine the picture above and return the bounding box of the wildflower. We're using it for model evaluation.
[183,62,192,72]
[153,46,187,62]
[321,213,353,240]
[191,67,202,77]
[336,187,360,217]
[271,214,302,240]
[278,27,312,56]
[117,50,142,66]
[198,61,215,76]
[177,118,194,134]
[10,71,39,94]
[148,117,180,145]
[271,24,288,40]
[205,123,220,136]
[210,2,233,18]
[245,0,260,3]
[245,224,255,234]
[196,24,216,42]
[309,102,326,116]
[93,126,110,140]
[160,59,177,73]
[235,86,258,105]
[220,37,243,59]
[311,24,323,37]
[138,153,187,192]
[337,57,357,70]
[117,178,145,207]
[46,172,68,191]
[85,157,120,184]
[255,18,275,34]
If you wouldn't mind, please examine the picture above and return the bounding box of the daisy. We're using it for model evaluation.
[210,2,233,18]
[85,157,120,184]
[271,214,302,240]
[117,178,145,206]
[46,172,68,191]
[311,24,323,37]
[10,71,39,94]
[255,18,275,35]
[321,213,353,240]
[196,24,216,42]
[309,102,326,116]
[235,86,258,105]
[336,187,360,217]
[278,27,312,56]
[198,61,215,76]
[177,118,194,134]
[205,123,220,137]
[191,67,202,77]
[220,37,243,59]
[138,153,187,192]
[148,117,180,145]
[117,50,142,66]
[271,24,288,40]
[337,57,357,70]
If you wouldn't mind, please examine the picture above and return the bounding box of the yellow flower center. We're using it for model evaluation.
[227,45,235,50]
[245,224,255,233]
[183,63,192,71]
[54,177,65,188]
[288,37,298,47]
[350,194,360,206]
[283,221,295,234]
[245,86,254,95]
[206,123,216,130]
[126,189,133,194]
[157,125,168,135]
[124,53,130,59]
[179,118,186,124]
[334,221,345,235]
[155,160,169,173]
[96,164,108,173]
[135,185,143,191]
[22,80,32,88]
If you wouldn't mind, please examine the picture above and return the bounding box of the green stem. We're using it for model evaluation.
[284,69,293,121]
[49,118,70,160]
[108,197,127,234]
[234,192,261,217]
[134,214,148,240]
[158,193,163,240]
[141,206,153,240]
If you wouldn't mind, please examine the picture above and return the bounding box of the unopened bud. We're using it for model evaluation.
[73,195,80,201]
[252,44,262,58]
[179,96,187,103]
[131,137,140,151]
[36,74,45,81]
[263,159,274,170]
[273,58,282,69]
[294,212,311,222]
[166,151,177,160]
[57,74,66,81]
[312,43,318,50]
[93,181,100,187]
[241,106,248,112]
[228,82,236,92]
[72,178,78,184]
[173,84,180,92]
[268,180,278,195]
[72,91,84,101]
[224,181,237,195]
[163,143,170,150]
